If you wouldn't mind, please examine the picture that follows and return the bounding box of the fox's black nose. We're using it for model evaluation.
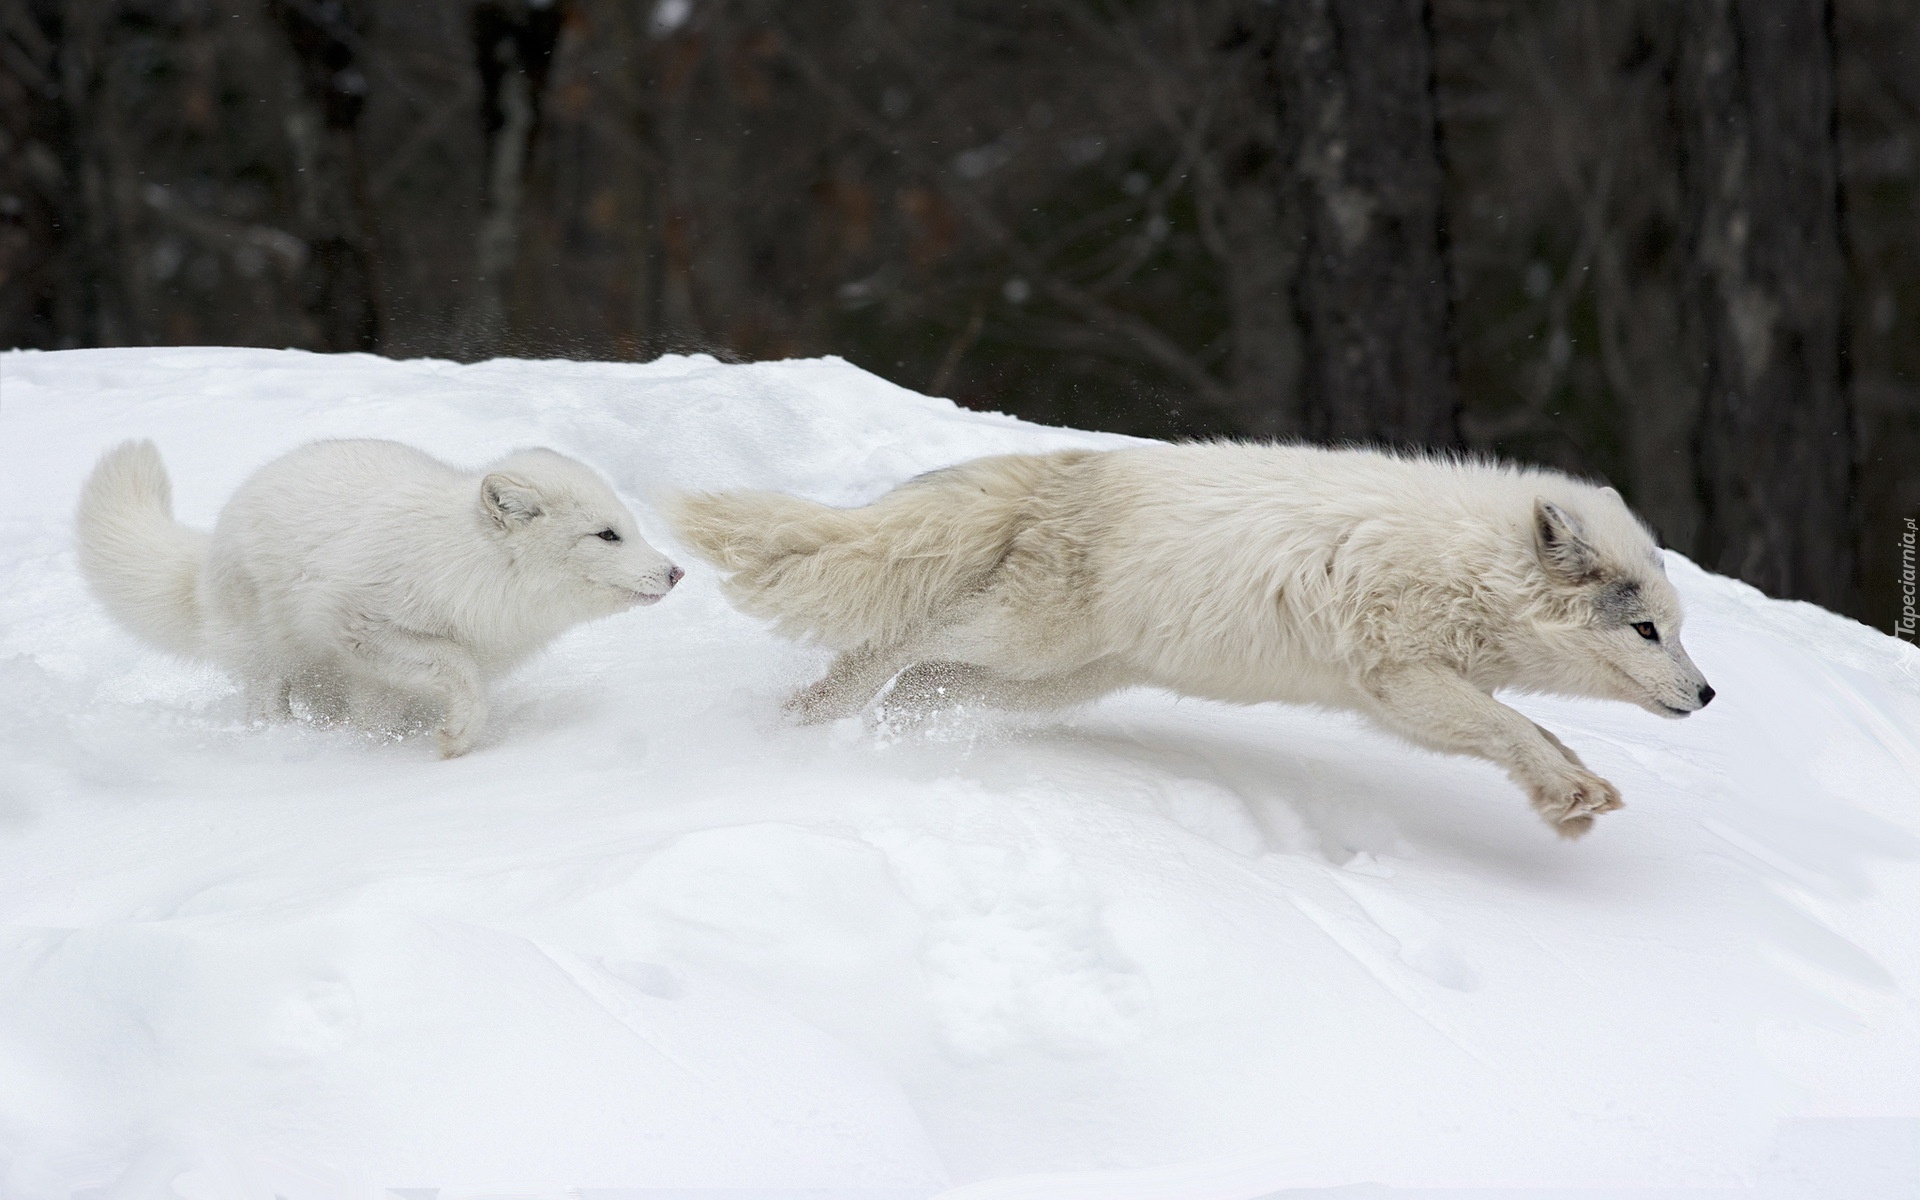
[667,565,685,589]
[1698,683,1715,707]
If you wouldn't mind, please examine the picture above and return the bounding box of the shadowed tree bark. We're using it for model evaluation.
[14,0,140,346]
[0,1,67,346]
[465,0,565,351]
[1281,0,1459,448]
[270,0,384,352]
[1206,6,1304,438]
[1680,0,1855,611]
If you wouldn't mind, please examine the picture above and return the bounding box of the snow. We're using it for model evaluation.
[1,347,1917,1200]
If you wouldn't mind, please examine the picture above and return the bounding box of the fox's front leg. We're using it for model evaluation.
[341,622,487,758]
[1359,664,1622,839]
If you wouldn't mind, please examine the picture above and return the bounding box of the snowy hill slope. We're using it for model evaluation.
[1,347,1917,1199]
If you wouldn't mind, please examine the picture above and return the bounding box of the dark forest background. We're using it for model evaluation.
[2,0,1915,631]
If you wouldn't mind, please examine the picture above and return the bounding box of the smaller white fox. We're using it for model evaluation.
[76,438,681,756]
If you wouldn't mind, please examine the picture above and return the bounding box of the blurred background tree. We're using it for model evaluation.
[2,0,1914,628]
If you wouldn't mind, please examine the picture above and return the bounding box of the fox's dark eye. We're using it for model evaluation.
[1632,621,1659,642]
[596,529,621,543]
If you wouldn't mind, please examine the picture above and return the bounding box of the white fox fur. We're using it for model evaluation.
[673,443,1714,838]
[77,438,682,756]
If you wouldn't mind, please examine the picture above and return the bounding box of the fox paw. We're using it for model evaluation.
[435,695,486,759]
[1528,767,1623,839]
[783,688,858,727]
[437,712,481,758]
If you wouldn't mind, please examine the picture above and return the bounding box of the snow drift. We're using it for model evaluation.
[0,348,1916,1199]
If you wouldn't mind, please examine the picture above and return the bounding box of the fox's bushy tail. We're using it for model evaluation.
[74,440,209,657]
[670,450,1091,649]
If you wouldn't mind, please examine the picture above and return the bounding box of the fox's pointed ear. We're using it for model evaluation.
[482,474,542,529]
[1534,498,1599,582]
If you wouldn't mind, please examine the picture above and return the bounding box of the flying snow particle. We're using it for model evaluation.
[1525,260,1552,300]
[651,0,693,36]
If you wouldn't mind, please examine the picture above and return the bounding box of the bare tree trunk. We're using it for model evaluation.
[42,1,139,346]
[1680,0,1855,611]
[594,0,655,359]
[0,1,65,347]
[1209,8,1303,439]
[1281,0,1458,448]
[270,0,384,352]
[465,0,564,355]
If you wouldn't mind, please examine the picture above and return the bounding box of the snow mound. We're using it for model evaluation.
[1,348,1917,1199]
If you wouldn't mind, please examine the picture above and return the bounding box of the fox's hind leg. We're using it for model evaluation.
[243,676,293,724]
[877,657,1129,720]
[871,661,990,721]
[785,643,911,725]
